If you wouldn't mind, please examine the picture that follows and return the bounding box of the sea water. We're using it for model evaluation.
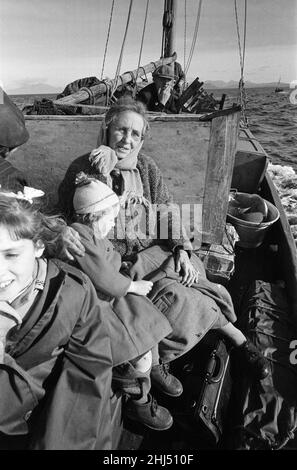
[222,87,297,246]
[10,88,297,244]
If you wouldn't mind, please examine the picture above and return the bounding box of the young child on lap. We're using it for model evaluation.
[70,172,177,431]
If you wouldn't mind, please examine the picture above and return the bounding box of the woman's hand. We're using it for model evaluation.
[174,249,199,287]
[89,145,117,176]
[58,226,85,261]
[128,280,153,296]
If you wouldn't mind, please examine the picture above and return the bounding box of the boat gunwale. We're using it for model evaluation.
[24,113,212,124]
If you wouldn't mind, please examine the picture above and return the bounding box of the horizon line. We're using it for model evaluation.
[6,80,291,95]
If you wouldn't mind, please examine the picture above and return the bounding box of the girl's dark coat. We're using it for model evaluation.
[0,259,114,450]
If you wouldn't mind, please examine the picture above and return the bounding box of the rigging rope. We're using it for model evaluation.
[134,0,150,96]
[161,0,165,57]
[111,0,134,98]
[185,0,203,76]
[234,0,248,127]
[184,0,187,80]
[100,0,115,80]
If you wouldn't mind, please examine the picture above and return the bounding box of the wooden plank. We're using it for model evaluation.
[142,121,210,205]
[177,77,204,109]
[13,118,212,211]
[202,111,240,244]
[231,151,268,193]
[24,115,105,121]
[24,114,211,123]
[9,119,103,208]
[238,127,265,153]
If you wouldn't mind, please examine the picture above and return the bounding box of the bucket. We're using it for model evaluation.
[227,193,280,248]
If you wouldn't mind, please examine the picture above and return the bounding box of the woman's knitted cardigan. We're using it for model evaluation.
[58,153,192,258]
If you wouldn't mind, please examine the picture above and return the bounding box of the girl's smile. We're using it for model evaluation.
[0,225,44,302]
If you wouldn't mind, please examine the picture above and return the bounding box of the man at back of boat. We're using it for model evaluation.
[0,88,29,191]
[136,64,180,113]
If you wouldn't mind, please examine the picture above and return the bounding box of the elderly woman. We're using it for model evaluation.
[58,97,269,409]
[58,97,193,267]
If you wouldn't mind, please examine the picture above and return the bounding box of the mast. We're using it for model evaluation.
[161,0,177,78]
[162,0,177,58]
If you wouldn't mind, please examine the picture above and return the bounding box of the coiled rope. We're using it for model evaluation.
[234,0,248,127]
[100,0,115,80]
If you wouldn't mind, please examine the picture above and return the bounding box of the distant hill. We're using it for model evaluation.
[7,83,61,95]
[203,80,290,89]
[6,79,290,95]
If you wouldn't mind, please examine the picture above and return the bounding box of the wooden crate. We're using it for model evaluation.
[12,111,239,245]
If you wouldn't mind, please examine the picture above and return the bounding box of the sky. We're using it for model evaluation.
[0,0,296,92]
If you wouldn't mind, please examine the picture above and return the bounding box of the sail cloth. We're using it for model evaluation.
[56,77,101,102]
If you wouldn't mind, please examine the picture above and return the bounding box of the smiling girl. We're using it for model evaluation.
[0,191,113,450]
